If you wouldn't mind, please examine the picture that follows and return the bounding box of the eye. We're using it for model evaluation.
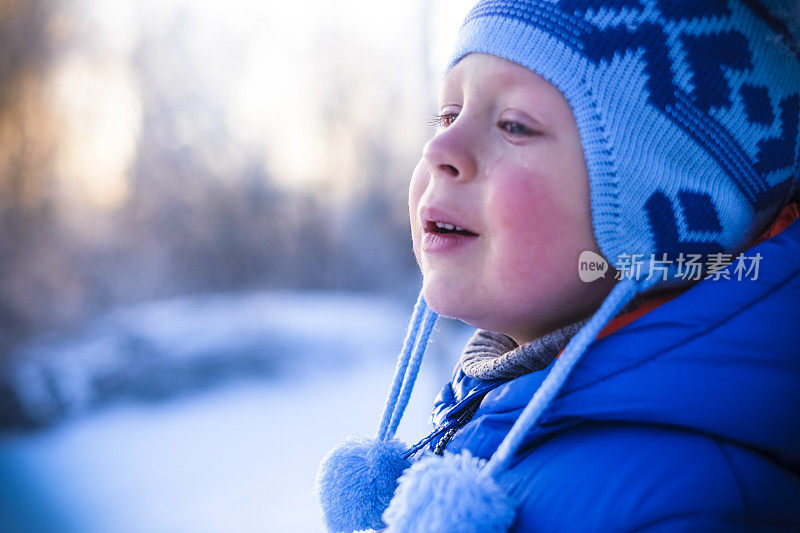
[499,120,535,136]
[429,112,459,129]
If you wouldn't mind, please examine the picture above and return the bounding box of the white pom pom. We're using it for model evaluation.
[382,451,516,533]
[315,437,410,532]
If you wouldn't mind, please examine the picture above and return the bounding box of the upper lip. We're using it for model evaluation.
[419,205,479,235]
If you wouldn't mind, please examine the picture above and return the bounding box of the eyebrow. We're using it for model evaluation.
[438,79,462,107]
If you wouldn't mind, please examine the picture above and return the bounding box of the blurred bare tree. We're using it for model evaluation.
[0,0,80,349]
[0,0,431,358]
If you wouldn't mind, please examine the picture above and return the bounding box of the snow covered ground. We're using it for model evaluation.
[0,291,472,533]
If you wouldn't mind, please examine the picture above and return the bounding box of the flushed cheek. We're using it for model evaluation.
[486,171,573,287]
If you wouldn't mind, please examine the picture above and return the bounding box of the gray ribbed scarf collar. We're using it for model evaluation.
[460,320,588,380]
[460,296,651,380]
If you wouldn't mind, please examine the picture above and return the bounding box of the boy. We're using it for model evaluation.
[317,1,800,531]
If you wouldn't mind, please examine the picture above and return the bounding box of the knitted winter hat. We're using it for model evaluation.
[446,0,800,274]
[316,1,800,531]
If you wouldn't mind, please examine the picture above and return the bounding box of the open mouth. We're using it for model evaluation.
[425,220,479,237]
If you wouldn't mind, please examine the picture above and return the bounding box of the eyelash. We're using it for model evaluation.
[429,112,458,129]
[499,121,535,136]
[428,113,536,136]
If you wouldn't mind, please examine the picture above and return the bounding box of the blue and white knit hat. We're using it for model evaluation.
[315,1,800,532]
[449,0,800,274]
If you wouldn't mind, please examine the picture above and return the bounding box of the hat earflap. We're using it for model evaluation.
[315,290,438,532]
[382,279,645,533]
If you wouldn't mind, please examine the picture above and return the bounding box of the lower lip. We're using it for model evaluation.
[421,231,478,253]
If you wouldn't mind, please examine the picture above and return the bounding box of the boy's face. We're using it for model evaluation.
[409,53,616,344]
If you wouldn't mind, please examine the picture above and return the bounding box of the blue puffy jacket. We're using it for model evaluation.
[423,218,800,532]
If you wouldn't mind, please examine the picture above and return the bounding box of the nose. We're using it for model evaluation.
[422,120,477,181]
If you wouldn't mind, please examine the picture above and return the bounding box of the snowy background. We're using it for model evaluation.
[0,292,472,532]
[0,0,477,531]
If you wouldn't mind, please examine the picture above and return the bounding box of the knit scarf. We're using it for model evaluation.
[460,322,587,380]
[459,294,664,381]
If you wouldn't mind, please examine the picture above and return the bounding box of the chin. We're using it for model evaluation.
[423,280,468,319]
[422,280,492,331]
